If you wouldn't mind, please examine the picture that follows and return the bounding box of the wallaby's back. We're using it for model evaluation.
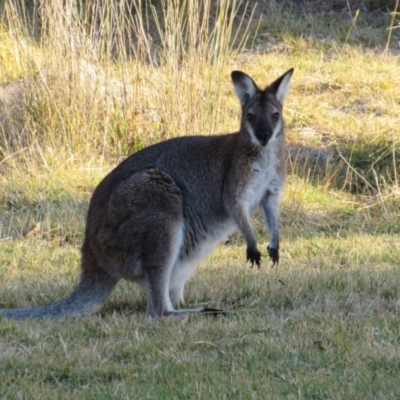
[87,133,238,235]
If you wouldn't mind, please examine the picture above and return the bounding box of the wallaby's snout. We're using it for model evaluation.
[246,107,281,147]
[252,114,274,147]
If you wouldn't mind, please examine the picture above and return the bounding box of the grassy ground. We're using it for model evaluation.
[1,0,400,398]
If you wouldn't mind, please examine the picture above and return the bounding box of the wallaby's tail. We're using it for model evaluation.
[0,268,117,321]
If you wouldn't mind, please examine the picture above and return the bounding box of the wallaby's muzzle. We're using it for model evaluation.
[257,133,270,147]
[255,117,273,147]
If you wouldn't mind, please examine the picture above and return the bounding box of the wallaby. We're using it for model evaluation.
[1,68,293,320]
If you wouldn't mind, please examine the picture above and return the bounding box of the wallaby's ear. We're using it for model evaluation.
[268,68,294,103]
[231,71,258,106]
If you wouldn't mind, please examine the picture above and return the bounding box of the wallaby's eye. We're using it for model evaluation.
[272,112,280,121]
[247,113,255,121]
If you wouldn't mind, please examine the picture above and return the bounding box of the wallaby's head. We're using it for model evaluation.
[231,68,294,147]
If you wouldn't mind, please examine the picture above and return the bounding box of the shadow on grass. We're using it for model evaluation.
[288,137,400,195]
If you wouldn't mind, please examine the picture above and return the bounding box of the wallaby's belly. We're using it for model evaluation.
[170,219,237,291]
[180,219,236,263]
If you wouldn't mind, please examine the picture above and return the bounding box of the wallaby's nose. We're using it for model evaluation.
[257,118,271,146]
[258,133,270,146]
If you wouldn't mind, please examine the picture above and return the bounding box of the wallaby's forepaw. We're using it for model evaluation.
[267,245,279,266]
[247,246,262,268]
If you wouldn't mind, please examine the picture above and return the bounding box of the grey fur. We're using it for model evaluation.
[1,69,294,320]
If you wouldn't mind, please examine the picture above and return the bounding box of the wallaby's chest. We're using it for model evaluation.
[243,152,282,210]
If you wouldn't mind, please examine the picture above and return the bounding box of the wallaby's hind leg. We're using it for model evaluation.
[168,260,197,306]
[138,205,205,318]
[169,285,185,307]
[140,224,183,318]
[102,167,204,318]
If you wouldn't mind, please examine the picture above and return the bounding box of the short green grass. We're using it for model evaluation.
[1,189,400,398]
[1,0,400,398]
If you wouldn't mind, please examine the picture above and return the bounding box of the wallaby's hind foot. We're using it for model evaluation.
[158,307,206,318]
[162,307,227,319]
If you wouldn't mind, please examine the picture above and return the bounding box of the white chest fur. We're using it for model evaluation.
[244,147,281,212]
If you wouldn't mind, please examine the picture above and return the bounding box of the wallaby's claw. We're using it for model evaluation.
[247,247,262,268]
[267,245,279,266]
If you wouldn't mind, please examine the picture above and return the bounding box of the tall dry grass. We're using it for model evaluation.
[0,0,257,176]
